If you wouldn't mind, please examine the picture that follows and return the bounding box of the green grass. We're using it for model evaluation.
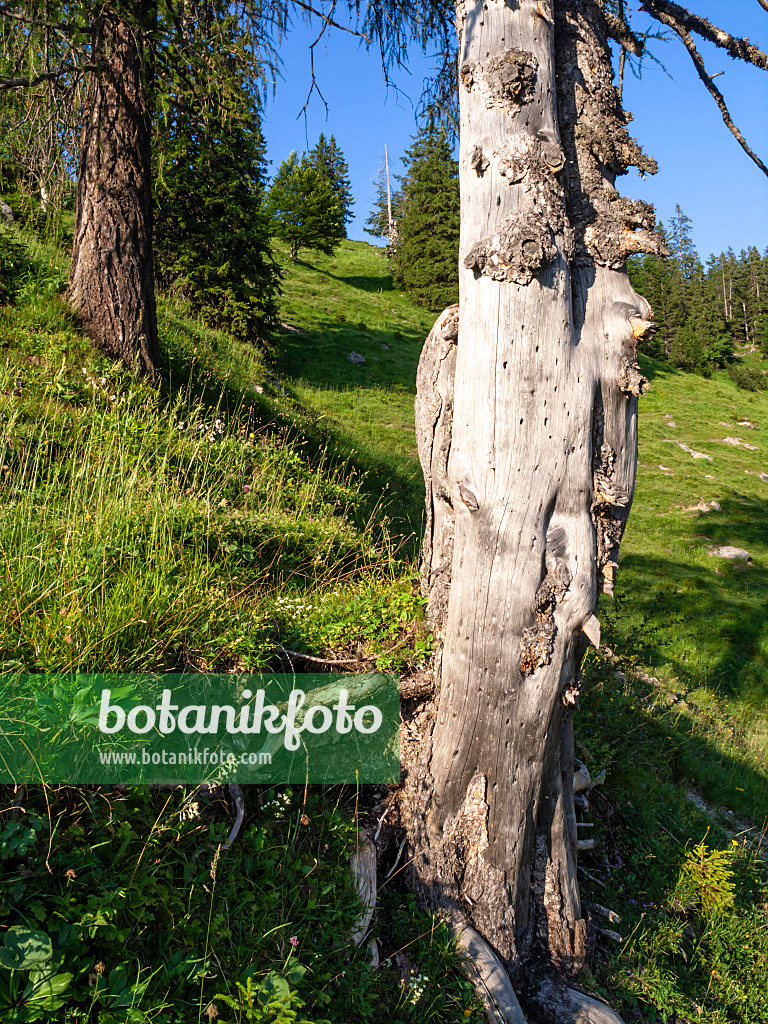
[2,227,768,1022]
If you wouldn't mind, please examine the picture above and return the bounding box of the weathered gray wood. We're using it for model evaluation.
[350,833,377,947]
[533,977,626,1023]
[446,912,529,1024]
[404,0,659,1014]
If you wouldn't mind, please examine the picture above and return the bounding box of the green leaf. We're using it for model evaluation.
[24,969,73,1010]
[0,928,52,971]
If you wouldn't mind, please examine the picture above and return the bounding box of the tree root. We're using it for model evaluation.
[222,783,245,851]
[443,911,528,1024]
[350,832,377,948]
[533,977,626,1023]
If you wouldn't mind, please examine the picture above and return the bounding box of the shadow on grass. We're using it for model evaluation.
[157,311,427,556]
[616,542,768,699]
[638,352,684,384]
[293,258,397,295]
[270,316,426,393]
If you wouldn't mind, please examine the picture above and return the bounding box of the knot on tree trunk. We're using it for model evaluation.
[591,433,627,596]
[519,570,568,677]
[616,357,649,396]
[464,211,559,284]
[583,197,666,267]
[460,48,538,113]
[494,135,565,183]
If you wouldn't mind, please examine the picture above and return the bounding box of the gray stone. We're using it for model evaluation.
[709,546,751,561]
[0,201,13,223]
[347,351,366,365]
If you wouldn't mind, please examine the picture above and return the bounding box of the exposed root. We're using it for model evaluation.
[536,974,626,1024]
[444,911,528,1024]
[350,833,377,947]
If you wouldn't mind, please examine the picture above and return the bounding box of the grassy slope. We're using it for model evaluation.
[0,234,481,1024]
[269,241,768,1024]
[2,231,768,1022]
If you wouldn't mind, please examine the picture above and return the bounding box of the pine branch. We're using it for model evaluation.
[640,0,768,72]
[0,3,89,34]
[642,1,768,178]
[289,0,370,41]
[0,63,90,91]
[604,12,644,57]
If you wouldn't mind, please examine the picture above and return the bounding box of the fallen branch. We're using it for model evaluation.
[277,645,363,667]
[222,784,245,850]
[384,836,407,881]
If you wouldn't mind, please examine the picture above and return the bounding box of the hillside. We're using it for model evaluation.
[1,231,767,1022]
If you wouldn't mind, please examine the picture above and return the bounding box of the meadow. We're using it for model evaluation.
[1,230,767,1022]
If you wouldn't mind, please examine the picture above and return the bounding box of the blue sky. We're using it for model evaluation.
[261,1,767,261]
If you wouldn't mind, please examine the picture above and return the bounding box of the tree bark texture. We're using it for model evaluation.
[68,2,160,379]
[406,0,662,1014]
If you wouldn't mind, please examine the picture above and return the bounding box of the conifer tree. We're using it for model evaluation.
[153,92,279,341]
[267,153,341,261]
[308,134,353,237]
[390,127,459,311]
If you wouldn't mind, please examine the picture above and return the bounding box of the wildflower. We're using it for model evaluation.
[289,935,299,947]
[204,1004,219,1020]
[243,484,251,493]
[65,868,76,881]
[95,962,106,975]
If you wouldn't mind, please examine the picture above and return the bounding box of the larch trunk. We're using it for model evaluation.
[404,0,663,1014]
[68,1,159,379]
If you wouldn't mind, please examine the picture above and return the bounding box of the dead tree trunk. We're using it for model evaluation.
[405,0,664,1017]
[68,1,159,379]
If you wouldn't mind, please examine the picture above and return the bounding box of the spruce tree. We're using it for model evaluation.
[308,134,353,237]
[267,153,341,260]
[390,127,460,311]
[153,94,279,342]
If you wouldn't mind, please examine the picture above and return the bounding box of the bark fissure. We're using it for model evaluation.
[68,2,159,378]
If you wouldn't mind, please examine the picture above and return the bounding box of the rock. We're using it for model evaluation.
[658,464,674,474]
[722,436,759,451]
[347,351,366,365]
[709,546,751,561]
[667,439,712,461]
[663,414,677,428]
[682,500,721,514]
[0,201,13,222]
[380,343,390,350]
[280,322,300,333]
[371,356,380,362]
[736,420,756,429]
[745,470,768,484]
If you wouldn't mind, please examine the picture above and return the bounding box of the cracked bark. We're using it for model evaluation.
[406,1,659,1019]
[68,1,160,379]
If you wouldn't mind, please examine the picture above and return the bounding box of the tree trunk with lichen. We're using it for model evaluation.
[68,1,160,379]
[403,0,664,1018]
